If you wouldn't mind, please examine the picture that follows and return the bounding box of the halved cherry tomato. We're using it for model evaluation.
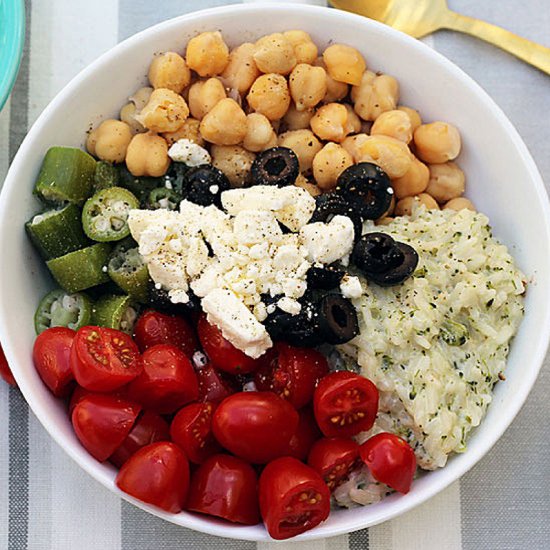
[110,411,170,468]
[70,326,142,392]
[0,343,16,387]
[196,362,237,403]
[32,327,75,397]
[71,393,141,461]
[255,343,328,409]
[134,309,197,357]
[313,371,379,437]
[126,344,199,414]
[69,386,93,415]
[308,437,360,491]
[197,315,264,375]
[259,457,330,540]
[212,391,298,464]
[186,454,260,525]
[170,402,221,464]
[359,432,416,494]
[288,407,322,461]
[116,441,190,513]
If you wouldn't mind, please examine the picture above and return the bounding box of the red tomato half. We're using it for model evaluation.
[170,402,221,464]
[110,411,170,468]
[288,407,322,461]
[32,327,75,397]
[259,457,331,540]
[0,343,16,387]
[313,371,379,437]
[70,326,142,392]
[198,315,264,375]
[71,393,141,461]
[308,437,360,491]
[126,344,199,414]
[134,309,197,357]
[212,391,298,464]
[359,432,416,494]
[116,442,190,513]
[196,362,237,404]
[255,343,328,409]
[186,454,260,525]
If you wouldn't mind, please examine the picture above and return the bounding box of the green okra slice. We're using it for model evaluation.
[34,289,93,334]
[107,241,150,303]
[91,294,138,334]
[82,186,139,242]
[25,203,90,260]
[34,147,96,205]
[46,243,112,293]
[146,187,182,211]
[94,161,120,192]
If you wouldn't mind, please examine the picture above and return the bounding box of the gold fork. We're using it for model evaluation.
[330,0,550,75]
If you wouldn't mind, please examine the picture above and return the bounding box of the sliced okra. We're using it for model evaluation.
[91,294,138,334]
[82,186,139,242]
[34,289,93,334]
[107,241,150,302]
[34,147,96,205]
[94,161,120,192]
[146,187,182,211]
[25,203,90,260]
[46,243,112,293]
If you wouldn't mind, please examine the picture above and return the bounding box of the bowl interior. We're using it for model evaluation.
[1,3,549,542]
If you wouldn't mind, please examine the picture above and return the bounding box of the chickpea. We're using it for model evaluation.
[247,74,291,121]
[86,120,133,164]
[283,30,318,65]
[342,133,369,162]
[243,113,278,152]
[130,86,154,111]
[200,98,247,145]
[313,57,348,103]
[371,109,413,143]
[377,195,396,221]
[162,117,204,147]
[312,142,353,191]
[376,216,394,226]
[346,135,412,179]
[289,64,327,112]
[148,52,191,94]
[444,197,475,211]
[137,88,189,133]
[120,87,153,134]
[352,71,399,121]
[322,44,366,86]
[398,106,422,133]
[391,156,430,199]
[186,31,229,77]
[426,162,465,203]
[344,104,361,135]
[282,103,314,131]
[253,33,297,76]
[310,103,350,142]
[211,145,255,187]
[395,193,439,216]
[295,173,322,197]
[278,129,322,173]
[126,132,170,177]
[221,43,260,94]
[188,78,227,120]
[414,121,461,164]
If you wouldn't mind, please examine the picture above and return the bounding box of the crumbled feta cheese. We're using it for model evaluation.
[169,289,190,304]
[299,215,355,265]
[168,139,211,166]
[233,210,282,245]
[192,351,209,369]
[340,275,363,299]
[253,302,268,322]
[277,297,302,315]
[201,289,272,358]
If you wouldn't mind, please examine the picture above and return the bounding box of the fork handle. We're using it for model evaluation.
[443,11,550,76]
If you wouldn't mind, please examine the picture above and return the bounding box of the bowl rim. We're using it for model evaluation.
[1,1,550,541]
[0,0,25,111]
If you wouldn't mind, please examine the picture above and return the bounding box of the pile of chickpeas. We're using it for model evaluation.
[86,30,474,220]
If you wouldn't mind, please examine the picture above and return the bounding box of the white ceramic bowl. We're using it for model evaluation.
[1,2,549,542]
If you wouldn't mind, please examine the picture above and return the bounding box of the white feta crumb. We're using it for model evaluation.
[209,185,219,194]
[233,210,282,245]
[168,139,211,166]
[165,180,173,190]
[267,304,277,315]
[192,351,209,369]
[340,275,363,299]
[155,283,162,290]
[243,380,258,392]
[254,302,268,322]
[102,266,108,273]
[169,289,190,304]
[277,297,302,315]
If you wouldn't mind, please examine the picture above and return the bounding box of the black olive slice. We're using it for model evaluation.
[317,294,359,345]
[306,264,346,290]
[365,242,419,286]
[184,165,230,208]
[251,147,299,187]
[310,194,363,242]
[351,232,404,274]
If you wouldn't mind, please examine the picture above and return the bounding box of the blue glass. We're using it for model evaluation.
[0,0,25,111]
